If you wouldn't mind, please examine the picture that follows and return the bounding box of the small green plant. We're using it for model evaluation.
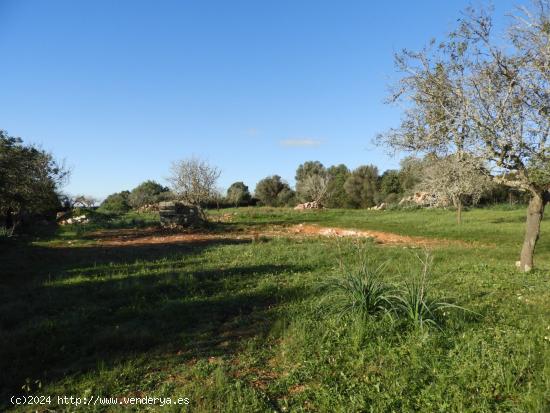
[320,261,395,319]
[394,251,468,330]
[0,226,14,239]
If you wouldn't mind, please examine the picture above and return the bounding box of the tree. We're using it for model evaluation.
[379,170,402,198]
[0,130,69,232]
[298,174,332,204]
[398,156,427,193]
[295,161,328,202]
[326,164,353,208]
[99,191,131,213]
[418,155,492,223]
[128,180,170,209]
[344,165,380,208]
[378,1,550,271]
[226,182,251,206]
[254,175,294,206]
[168,157,221,219]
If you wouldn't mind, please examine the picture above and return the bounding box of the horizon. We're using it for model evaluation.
[0,0,523,199]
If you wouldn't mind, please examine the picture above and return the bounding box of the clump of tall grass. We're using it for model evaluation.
[319,244,471,331]
[0,226,14,240]
[394,251,469,331]
[318,240,396,319]
[320,262,396,319]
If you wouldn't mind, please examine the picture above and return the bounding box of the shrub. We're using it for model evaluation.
[98,191,131,213]
[128,180,170,209]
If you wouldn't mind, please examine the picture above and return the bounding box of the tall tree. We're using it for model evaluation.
[0,130,69,232]
[254,175,294,207]
[226,182,251,207]
[378,1,550,271]
[344,165,380,208]
[379,170,402,198]
[326,164,352,208]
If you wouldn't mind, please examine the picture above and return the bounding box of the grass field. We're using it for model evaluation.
[1,206,549,412]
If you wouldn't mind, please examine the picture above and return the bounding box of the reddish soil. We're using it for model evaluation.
[87,227,252,247]
[284,224,469,247]
[84,223,468,248]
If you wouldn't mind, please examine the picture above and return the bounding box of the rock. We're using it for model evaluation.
[399,192,439,207]
[294,201,323,210]
[159,201,203,227]
[137,203,160,213]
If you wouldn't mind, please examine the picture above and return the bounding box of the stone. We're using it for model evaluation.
[294,201,322,210]
[158,201,203,227]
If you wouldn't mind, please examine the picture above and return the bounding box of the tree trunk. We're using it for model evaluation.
[518,192,547,272]
[5,207,13,229]
[457,199,462,225]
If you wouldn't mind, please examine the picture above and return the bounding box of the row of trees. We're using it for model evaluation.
[98,153,526,215]
[251,157,517,210]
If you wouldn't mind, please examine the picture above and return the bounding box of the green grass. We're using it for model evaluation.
[1,206,549,412]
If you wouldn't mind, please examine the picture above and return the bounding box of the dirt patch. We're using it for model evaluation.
[87,227,253,247]
[285,223,470,247]
[83,223,469,248]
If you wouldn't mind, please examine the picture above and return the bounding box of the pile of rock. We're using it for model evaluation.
[137,203,159,213]
[368,203,386,211]
[159,201,203,228]
[399,192,436,207]
[59,214,89,225]
[294,201,323,210]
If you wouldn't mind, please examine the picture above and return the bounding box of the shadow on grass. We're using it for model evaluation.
[0,238,311,406]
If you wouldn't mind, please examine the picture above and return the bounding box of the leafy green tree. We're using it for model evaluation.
[379,170,402,198]
[255,175,293,206]
[344,165,380,208]
[0,130,69,231]
[226,182,251,206]
[277,186,297,207]
[128,180,170,209]
[326,164,352,208]
[99,191,131,213]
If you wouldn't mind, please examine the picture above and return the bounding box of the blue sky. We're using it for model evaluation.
[0,0,522,199]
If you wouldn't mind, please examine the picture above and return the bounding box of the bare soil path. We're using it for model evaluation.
[84,223,472,248]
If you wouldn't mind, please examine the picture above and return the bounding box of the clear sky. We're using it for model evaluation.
[0,0,523,199]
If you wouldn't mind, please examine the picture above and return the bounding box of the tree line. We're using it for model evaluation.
[96,155,525,214]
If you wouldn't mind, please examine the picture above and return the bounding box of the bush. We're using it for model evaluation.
[128,180,171,209]
[98,191,131,213]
